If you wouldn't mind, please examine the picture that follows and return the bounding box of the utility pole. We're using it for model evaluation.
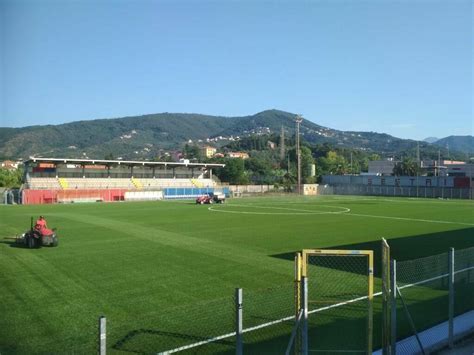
[416,142,420,198]
[350,151,353,174]
[295,115,303,194]
[416,142,420,165]
[438,150,441,177]
[280,126,285,161]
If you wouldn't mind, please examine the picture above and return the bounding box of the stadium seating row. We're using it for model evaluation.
[140,178,213,189]
[27,177,214,190]
[28,177,62,190]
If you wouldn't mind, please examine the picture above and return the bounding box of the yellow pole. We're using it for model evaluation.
[368,250,374,354]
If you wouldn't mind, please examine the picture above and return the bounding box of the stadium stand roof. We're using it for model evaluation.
[24,157,225,168]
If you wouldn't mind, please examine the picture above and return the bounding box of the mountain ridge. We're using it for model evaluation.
[431,135,474,155]
[423,137,439,144]
[0,110,472,160]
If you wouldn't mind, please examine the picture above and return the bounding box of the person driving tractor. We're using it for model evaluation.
[34,216,54,236]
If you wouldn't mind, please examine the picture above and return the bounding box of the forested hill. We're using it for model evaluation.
[0,109,471,160]
[432,136,474,155]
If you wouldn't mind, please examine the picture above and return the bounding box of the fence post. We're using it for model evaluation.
[381,239,391,355]
[302,276,308,355]
[390,260,397,355]
[448,248,454,348]
[99,316,106,355]
[235,288,243,355]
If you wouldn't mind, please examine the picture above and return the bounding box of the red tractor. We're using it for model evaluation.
[196,194,213,204]
[16,218,59,248]
[196,192,226,204]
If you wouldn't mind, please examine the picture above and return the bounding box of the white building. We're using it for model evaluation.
[368,160,397,176]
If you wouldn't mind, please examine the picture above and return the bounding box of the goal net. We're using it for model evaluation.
[294,249,374,354]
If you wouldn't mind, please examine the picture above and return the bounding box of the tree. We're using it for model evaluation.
[281,172,296,192]
[300,146,315,182]
[183,144,202,160]
[0,168,23,188]
[369,153,381,161]
[393,158,420,176]
[287,146,315,182]
[245,156,276,184]
[214,158,249,185]
[316,151,347,176]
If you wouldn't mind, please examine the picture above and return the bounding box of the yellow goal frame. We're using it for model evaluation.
[295,249,374,354]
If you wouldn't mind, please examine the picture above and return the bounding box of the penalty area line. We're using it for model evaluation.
[344,212,474,226]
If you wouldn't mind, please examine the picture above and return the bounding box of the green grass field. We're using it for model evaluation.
[1,195,473,354]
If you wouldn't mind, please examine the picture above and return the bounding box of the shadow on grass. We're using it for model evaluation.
[0,239,28,248]
[116,291,458,354]
[270,227,474,278]
[114,229,474,354]
[112,328,234,354]
[111,326,293,354]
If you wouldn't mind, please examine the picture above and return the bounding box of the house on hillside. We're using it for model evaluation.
[227,152,249,159]
[201,146,217,158]
[1,160,19,170]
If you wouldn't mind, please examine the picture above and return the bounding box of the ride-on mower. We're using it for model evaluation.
[16,218,59,248]
[195,192,226,205]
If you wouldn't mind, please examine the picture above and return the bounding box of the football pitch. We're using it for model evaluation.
[1,195,473,353]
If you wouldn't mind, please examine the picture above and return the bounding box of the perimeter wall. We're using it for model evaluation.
[320,175,473,199]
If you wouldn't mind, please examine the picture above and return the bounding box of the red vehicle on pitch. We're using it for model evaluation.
[195,192,226,204]
[196,194,213,204]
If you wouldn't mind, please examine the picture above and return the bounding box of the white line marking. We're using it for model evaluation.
[208,202,472,225]
[208,204,350,215]
[159,331,236,354]
[345,212,474,226]
[157,266,474,354]
[315,196,473,205]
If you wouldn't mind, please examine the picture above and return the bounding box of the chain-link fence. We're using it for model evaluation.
[12,246,472,354]
[111,294,236,354]
[318,184,473,199]
[79,284,296,354]
[386,247,474,354]
[241,285,295,353]
[305,254,372,354]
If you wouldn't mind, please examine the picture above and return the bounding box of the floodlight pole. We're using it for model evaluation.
[295,115,303,195]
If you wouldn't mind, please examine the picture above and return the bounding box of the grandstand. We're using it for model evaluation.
[22,158,227,204]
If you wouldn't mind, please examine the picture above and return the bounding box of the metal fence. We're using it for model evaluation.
[228,185,279,194]
[99,284,295,354]
[60,246,474,354]
[387,247,474,354]
[301,250,374,354]
[1,188,20,204]
[318,184,473,199]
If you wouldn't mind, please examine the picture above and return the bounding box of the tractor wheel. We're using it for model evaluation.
[200,201,204,205]
[27,235,36,249]
[52,236,59,247]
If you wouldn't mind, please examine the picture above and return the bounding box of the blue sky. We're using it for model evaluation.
[1,0,472,140]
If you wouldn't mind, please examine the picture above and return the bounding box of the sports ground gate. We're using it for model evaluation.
[22,157,226,204]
